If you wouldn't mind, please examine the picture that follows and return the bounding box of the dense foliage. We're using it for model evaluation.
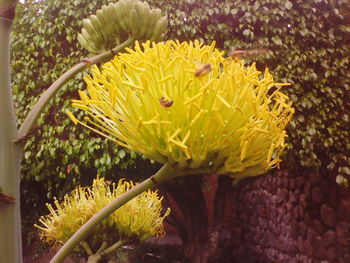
[12,0,350,244]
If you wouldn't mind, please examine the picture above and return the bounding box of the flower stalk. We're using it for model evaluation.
[0,14,23,263]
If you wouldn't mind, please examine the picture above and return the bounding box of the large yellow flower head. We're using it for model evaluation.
[69,40,294,179]
[35,177,170,249]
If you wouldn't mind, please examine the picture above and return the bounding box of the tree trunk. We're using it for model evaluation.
[0,2,23,262]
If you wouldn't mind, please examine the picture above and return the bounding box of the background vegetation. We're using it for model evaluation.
[11,0,350,249]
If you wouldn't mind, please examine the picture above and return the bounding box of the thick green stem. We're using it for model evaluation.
[0,16,23,263]
[50,163,180,263]
[17,37,134,138]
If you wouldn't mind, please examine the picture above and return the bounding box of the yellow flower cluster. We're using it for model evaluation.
[68,40,294,180]
[35,177,170,248]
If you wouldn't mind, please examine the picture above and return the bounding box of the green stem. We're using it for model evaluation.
[17,37,134,138]
[86,240,125,263]
[0,16,23,263]
[50,163,180,263]
[101,239,125,256]
[96,241,108,253]
[80,241,93,256]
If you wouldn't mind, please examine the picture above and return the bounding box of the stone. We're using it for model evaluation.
[312,235,324,259]
[336,221,350,245]
[296,205,305,219]
[269,207,277,220]
[282,177,289,188]
[261,231,273,247]
[313,219,324,234]
[298,222,307,238]
[320,204,337,227]
[325,246,337,261]
[299,193,307,207]
[304,211,313,226]
[304,239,314,256]
[277,177,283,187]
[286,202,293,212]
[335,243,345,260]
[290,220,299,239]
[285,239,298,254]
[307,228,317,243]
[339,182,350,197]
[296,176,305,187]
[282,213,292,224]
[310,172,321,185]
[297,236,304,253]
[289,178,296,190]
[258,217,268,229]
[276,188,287,203]
[322,230,336,247]
[328,186,339,208]
[277,207,286,223]
[304,181,312,198]
[250,214,258,225]
[289,190,297,203]
[338,197,350,221]
[271,194,278,205]
[312,186,327,203]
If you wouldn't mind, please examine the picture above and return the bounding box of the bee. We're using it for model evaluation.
[195,63,212,77]
[159,97,173,108]
[228,48,269,59]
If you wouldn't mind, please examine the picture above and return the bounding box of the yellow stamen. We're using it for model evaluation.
[240,140,249,161]
[216,94,232,108]
[267,143,275,162]
[184,92,204,105]
[190,110,204,127]
[121,81,144,90]
[169,138,188,150]
[168,128,182,142]
[66,111,78,125]
[157,75,174,84]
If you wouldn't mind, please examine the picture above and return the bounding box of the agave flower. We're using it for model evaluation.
[35,177,170,249]
[68,40,294,180]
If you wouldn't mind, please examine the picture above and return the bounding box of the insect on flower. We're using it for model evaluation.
[228,48,269,59]
[195,63,212,77]
[159,97,173,108]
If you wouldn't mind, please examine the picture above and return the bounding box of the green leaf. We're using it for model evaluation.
[272,36,282,45]
[243,29,250,37]
[285,1,293,10]
[117,149,126,159]
[24,151,31,160]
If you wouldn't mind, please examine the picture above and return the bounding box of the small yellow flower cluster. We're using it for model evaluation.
[35,177,170,248]
[68,40,294,180]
